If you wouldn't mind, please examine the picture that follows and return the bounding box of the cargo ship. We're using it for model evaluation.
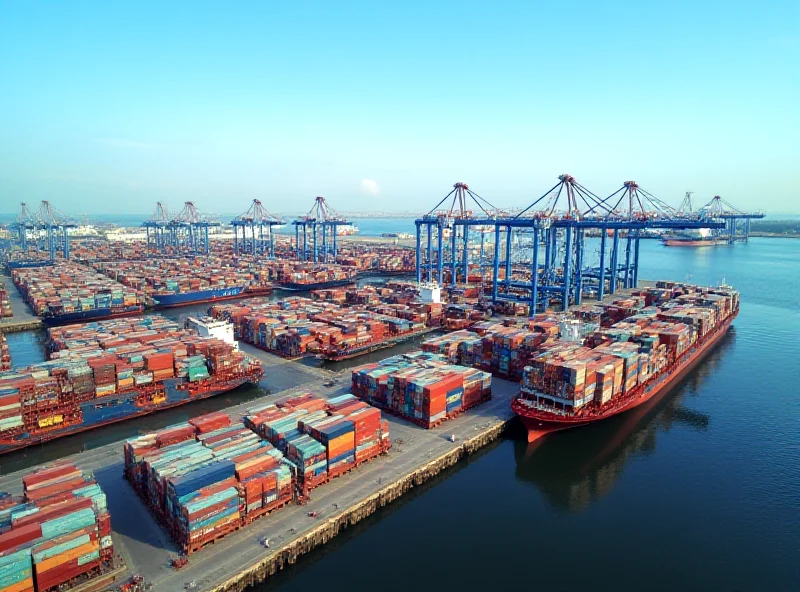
[0,316,263,455]
[662,228,728,247]
[40,304,146,326]
[151,285,248,308]
[512,283,738,442]
[280,277,356,291]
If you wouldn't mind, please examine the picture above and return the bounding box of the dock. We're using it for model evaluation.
[0,349,518,592]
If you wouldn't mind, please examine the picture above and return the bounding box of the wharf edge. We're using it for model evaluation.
[210,419,509,592]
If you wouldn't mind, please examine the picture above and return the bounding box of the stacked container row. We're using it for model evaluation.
[0,333,9,372]
[123,412,291,555]
[209,296,430,359]
[243,393,390,493]
[0,281,12,318]
[351,352,492,428]
[519,284,739,410]
[0,462,113,592]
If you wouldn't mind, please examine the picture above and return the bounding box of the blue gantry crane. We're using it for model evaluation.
[293,196,350,263]
[9,203,39,252]
[698,195,765,242]
[231,199,284,257]
[33,200,78,261]
[167,201,219,255]
[416,175,726,315]
[415,182,504,287]
[142,202,173,250]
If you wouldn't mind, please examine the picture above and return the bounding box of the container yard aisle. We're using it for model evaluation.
[0,271,42,329]
[0,373,518,591]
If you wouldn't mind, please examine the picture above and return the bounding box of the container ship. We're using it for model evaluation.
[662,228,728,247]
[280,277,356,291]
[0,316,263,455]
[511,282,739,442]
[11,262,147,326]
[91,259,272,309]
[150,285,248,308]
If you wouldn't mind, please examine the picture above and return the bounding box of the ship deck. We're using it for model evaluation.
[0,347,518,591]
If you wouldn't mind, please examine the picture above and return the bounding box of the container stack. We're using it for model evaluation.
[518,284,739,410]
[11,262,145,321]
[208,297,429,360]
[243,393,390,493]
[0,462,113,592]
[123,412,293,554]
[351,353,492,428]
[0,281,12,318]
[0,332,10,372]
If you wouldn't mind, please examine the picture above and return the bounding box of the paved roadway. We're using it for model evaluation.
[0,347,518,592]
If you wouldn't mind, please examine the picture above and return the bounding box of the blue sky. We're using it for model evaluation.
[1,1,798,216]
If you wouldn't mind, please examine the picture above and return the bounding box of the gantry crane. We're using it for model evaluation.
[293,196,350,263]
[231,199,284,257]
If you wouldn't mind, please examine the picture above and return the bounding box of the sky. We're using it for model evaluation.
[0,0,798,216]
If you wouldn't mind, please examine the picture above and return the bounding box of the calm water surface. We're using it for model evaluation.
[255,238,800,592]
[4,237,799,591]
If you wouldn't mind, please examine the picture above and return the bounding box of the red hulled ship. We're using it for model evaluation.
[512,282,739,442]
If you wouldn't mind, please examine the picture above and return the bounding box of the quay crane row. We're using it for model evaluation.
[415,176,728,314]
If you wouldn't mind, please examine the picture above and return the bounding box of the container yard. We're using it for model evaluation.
[0,462,122,592]
[0,354,518,592]
[0,315,262,454]
[10,263,146,326]
[122,393,391,556]
[209,296,439,361]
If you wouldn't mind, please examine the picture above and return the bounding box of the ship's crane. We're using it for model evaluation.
[292,196,350,263]
[231,199,284,258]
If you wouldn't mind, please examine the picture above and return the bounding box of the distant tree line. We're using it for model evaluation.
[751,220,800,234]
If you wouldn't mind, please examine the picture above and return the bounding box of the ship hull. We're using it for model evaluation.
[152,286,247,308]
[42,306,145,327]
[280,278,357,291]
[662,238,728,247]
[0,374,259,454]
[514,310,736,443]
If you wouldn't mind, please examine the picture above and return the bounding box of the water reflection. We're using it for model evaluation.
[513,328,735,513]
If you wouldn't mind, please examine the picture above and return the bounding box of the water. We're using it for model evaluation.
[4,236,799,590]
[252,238,800,592]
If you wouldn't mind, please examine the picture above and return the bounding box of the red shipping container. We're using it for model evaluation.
[189,412,231,434]
[0,522,43,553]
[23,463,80,490]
